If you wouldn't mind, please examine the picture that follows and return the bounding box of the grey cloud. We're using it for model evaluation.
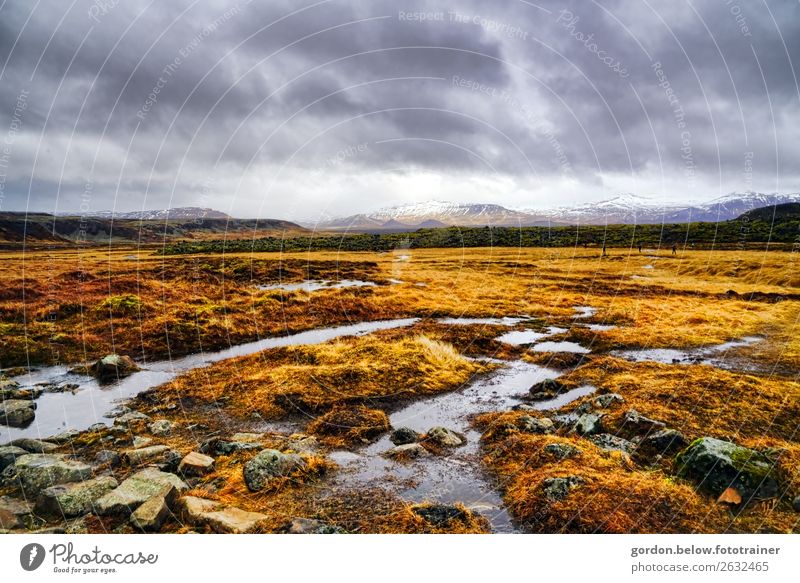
[0,0,798,216]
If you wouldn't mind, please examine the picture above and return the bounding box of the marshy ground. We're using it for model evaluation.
[1,246,798,533]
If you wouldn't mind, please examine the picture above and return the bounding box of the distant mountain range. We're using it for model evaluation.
[60,207,231,221]
[307,192,800,231]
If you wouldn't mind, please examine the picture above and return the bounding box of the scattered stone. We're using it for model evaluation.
[9,438,59,454]
[14,454,93,496]
[36,476,118,517]
[0,495,31,529]
[46,429,81,444]
[132,436,153,448]
[385,443,429,460]
[243,449,307,492]
[200,439,260,457]
[390,427,420,446]
[541,476,584,501]
[517,416,555,434]
[411,503,468,526]
[717,487,743,505]
[285,434,318,453]
[94,450,121,467]
[178,452,215,476]
[792,496,800,513]
[87,423,108,432]
[0,399,36,427]
[177,496,268,533]
[529,378,567,400]
[573,413,604,436]
[122,445,171,466]
[511,403,537,412]
[676,437,779,502]
[589,433,636,454]
[148,420,176,436]
[0,445,27,471]
[130,495,171,532]
[638,429,689,456]
[94,467,188,516]
[87,354,141,382]
[105,405,131,418]
[157,450,183,473]
[278,517,345,534]
[620,409,666,437]
[424,426,465,447]
[592,393,625,409]
[543,443,582,460]
[113,411,151,426]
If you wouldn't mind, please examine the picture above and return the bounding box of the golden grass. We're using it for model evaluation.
[560,357,800,442]
[2,246,799,370]
[156,334,487,420]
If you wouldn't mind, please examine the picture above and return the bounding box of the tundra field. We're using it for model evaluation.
[0,245,798,534]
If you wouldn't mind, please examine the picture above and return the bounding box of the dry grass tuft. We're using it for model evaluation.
[307,405,390,446]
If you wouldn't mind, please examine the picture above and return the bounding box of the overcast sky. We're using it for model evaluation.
[0,0,798,220]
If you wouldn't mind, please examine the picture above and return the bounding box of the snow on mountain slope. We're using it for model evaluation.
[66,207,231,220]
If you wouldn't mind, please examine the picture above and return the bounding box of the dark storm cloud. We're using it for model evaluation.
[0,0,798,216]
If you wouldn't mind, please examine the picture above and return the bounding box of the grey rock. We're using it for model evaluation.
[676,437,779,502]
[177,496,268,533]
[0,495,31,529]
[10,438,59,454]
[178,452,215,476]
[94,450,121,467]
[411,504,468,525]
[529,378,567,400]
[148,420,176,436]
[543,443,582,460]
[130,495,170,532]
[793,496,800,513]
[517,416,555,434]
[88,354,141,382]
[36,476,118,517]
[46,429,81,444]
[243,449,307,492]
[424,426,465,447]
[0,446,27,472]
[114,411,151,426]
[638,429,689,456]
[590,433,636,454]
[94,468,188,516]
[14,454,93,496]
[541,476,584,501]
[200,439,260,456]
[284,434,318,453]
[621,409,666,437]
[0,399,36,427]
[122,445,171,466]
[592,393,625,409]
[573,413,604,436]
[390,427,420,446]
[132,436,153,448]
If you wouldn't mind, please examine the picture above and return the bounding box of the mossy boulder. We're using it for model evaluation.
[243,449,307,491]
[676,437,779,502]
[36,475,118,517]
[88,354,141,382]
[0,399,36,427]
[13,454,93,496]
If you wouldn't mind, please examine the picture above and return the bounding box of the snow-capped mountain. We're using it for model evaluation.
[528,192,800,225]
[311,192,800,230]
[311,201,552,230]
[64,207,231,220]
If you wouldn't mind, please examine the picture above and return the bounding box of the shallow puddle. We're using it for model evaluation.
[531,341,591,354]
[573,306,597,318]
[440,316,531,326]
[256,279,377,292]
[495,326,567,346]
[328,360,563,533]
[0,318,420,442]
[615,336,762,367]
